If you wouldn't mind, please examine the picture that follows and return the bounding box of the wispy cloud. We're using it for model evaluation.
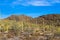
[28,1,51,6]
[53,0,60,3]
[12,0,52,6]
[0,0,60,6]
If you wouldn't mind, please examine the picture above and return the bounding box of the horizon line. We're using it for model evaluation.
[0,13,60,19]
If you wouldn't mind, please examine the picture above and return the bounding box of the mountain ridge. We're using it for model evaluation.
[3,14,60,26]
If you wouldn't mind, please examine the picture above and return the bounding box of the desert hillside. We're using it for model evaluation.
[0,14,60,40]
[5,14,60,26]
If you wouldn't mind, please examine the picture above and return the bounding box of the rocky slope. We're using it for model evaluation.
[4,14,60,26]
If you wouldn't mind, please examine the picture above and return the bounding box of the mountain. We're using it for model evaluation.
[33,14,60,26]
[5,15,33,22]
[5,14,60,26]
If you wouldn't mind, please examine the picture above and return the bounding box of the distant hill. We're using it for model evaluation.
[33,14,60,26]
[4,14,60,26]
[5,15,33,22]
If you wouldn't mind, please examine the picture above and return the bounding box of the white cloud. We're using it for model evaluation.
[0,0,60,6]
[28,1,51,6]
[12,0,51,6]
[51,0,60,3]
[11,0,60,6]
[54,0,60,3]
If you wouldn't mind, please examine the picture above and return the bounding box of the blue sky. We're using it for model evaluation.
[0,0,60,19]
